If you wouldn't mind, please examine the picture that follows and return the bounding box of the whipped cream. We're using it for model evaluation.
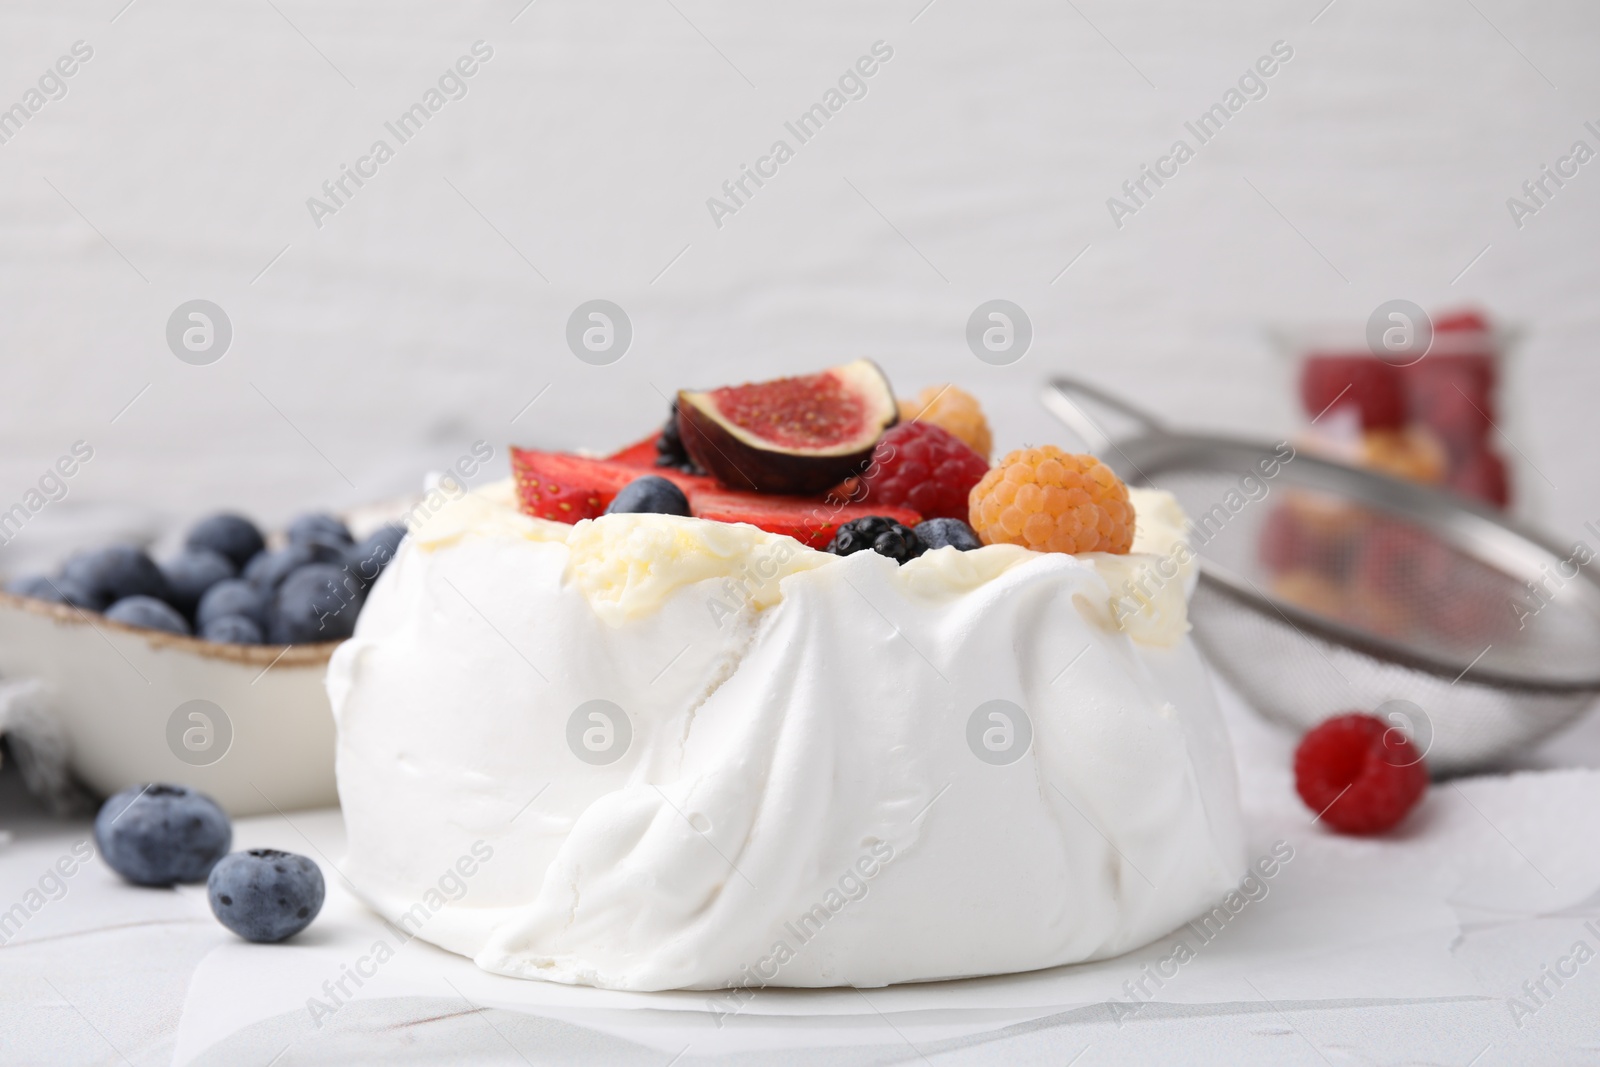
[330,480,1244,990]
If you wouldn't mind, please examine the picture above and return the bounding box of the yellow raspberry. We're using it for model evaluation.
[898,385,992,460]
[969,446,1134,554]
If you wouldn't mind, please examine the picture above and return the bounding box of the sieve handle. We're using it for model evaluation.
[1041,377,1169,454]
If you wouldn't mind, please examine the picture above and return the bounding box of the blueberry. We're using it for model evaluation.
[200,614,264,644]
[345,524,406,587]
[826,516,925,564]
[286,513,352,548]
[242,543,320,589]
[207,849,324,943]
[4,573,102,608]
[62,544,170,605]
[105,596,192,635]
[605,476,691,517]
[32,575,107,610]
[269,563,364,644]
[913,518,983,552]
[196,579,269,630]
[185,514,266,570]
[161,549,236,617]
[94,783,231,887]
[6,574,62,600]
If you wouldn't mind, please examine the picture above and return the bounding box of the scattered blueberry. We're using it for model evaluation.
[185,514,266,570]
[94,783,231,887]
[208,849,325,943]
[269,564,363,643]
[196,579,270,630]
[161,549,236,617]
[105,595,192,635]
[286,513,352,548]
[345,524,406,586]
[913,518,983,552]
[242,543,324,589]
[605,476,691,517]
[200,614,264,644]
[826,516,925,564]
[62,544,171,605]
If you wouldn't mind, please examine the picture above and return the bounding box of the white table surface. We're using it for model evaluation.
[3,675,1599,1067]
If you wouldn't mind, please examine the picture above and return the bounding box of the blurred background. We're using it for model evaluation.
[1,0,1596,573]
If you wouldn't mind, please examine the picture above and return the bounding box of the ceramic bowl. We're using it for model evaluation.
[0,591,338,816]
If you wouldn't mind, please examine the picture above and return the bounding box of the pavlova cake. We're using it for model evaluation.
[329,362,1245,991]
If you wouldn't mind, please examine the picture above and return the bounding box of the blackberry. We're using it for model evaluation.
[655,403,704,474]
[825,516,925,564]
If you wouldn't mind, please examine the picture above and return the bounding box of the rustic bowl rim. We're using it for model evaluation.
[0,590,339,667]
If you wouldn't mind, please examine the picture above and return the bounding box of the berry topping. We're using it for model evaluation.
[692,491,920,549]
[512,449,643,522]
[860,421,990,521]
[208,848,325,943]
[655,402,704,474]
[105,595,191,635]
[899,384,992,460]
[969,447,1135,554]
[95,783,231,887]
[914,517,982,552]
[676,360,899,495]
[1294,713,1428,835]
[185,513,266,570]
[605,475,692,516]
[825,516,925,564]
[511,447,918,545]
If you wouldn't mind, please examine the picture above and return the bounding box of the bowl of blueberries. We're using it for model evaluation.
[0,510,406,816]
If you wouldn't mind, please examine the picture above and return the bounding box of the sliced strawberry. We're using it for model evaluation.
[693,490,920,548]
[511,448,639,521]
[510,447,915,542]
[607,434,661,469]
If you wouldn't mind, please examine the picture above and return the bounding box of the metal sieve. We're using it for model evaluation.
[1043,377,1600,776]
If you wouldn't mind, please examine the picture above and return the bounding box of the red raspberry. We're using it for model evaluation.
[1294,713,1428,835]
[1299,355,1407,430]
[860,421,989,521]
[1432,308,1490,334]
[1449,449,1510,510]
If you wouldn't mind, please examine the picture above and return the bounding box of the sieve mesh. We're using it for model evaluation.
[1045,379,1600,775]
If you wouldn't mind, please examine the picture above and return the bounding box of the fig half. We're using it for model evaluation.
[676,360,899,495]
